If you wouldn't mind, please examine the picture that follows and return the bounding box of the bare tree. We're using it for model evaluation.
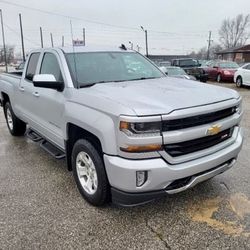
[0,45,15,64]
[189,44,222,60]
[219,14,250,49]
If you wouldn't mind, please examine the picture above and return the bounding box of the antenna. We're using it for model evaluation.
[70,20,79,88]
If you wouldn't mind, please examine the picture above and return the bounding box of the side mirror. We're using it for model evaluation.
[33,74,64,91]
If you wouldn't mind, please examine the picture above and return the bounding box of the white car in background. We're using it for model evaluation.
[234,63,250,87]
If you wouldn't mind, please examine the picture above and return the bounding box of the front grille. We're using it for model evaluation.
[164,128,233,157]
[162,107,236,131]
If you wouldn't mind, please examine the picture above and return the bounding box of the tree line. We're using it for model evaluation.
[191,14,250,60]
[0,45,15,64]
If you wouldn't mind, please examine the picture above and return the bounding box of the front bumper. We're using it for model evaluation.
[221,74,234,82]
[104,128,243,206]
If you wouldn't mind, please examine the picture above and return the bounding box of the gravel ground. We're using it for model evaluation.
[0,82,250,250]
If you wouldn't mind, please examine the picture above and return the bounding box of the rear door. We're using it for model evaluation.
[31,51,65,148]
[17,52,40,125]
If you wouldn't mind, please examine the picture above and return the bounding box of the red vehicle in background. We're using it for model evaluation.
[204,60,239,83]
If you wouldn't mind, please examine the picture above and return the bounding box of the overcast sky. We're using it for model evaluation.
[0,0,250,56]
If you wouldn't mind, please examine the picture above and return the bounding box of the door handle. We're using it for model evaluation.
[32,92,40,97]
[19,86,25,92]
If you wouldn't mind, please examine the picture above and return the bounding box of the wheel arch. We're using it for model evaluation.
[236,75,242,81]
[0,92,10,108]
[65,123,103,171]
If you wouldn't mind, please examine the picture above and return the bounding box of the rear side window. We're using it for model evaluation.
[40,53,63,82]
[25,53,40,81]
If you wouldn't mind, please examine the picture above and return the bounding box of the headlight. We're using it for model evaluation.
[224,70,231,75]
[235,101,242,114]
[120,121,161,135]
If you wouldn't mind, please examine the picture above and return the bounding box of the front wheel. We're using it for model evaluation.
[216,74,222,83]
[236,76,243,88]
[72,139,110,206]
[4,102,26,136]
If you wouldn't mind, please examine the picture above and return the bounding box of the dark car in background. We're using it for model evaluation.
[203,60,239,83]
[171,58,208,82]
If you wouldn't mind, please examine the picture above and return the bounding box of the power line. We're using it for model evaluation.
[0,0,217,38]
[4,23,40,46]
[0,0,140,31]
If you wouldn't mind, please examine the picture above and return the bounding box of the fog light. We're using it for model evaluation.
[136,171,148,187]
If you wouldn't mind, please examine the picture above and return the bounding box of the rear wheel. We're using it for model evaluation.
[4,102,26,136]
[236,76,243,88]
[216,74,222,83]
[72,139,110,206]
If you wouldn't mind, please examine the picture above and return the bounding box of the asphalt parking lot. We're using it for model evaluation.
[0,82,250,250]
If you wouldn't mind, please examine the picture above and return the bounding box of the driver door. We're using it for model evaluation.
[31,51,65,148]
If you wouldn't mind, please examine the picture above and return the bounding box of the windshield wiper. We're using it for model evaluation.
[79,81,108,88]
[116,77,160,82]
[79,77,159,87]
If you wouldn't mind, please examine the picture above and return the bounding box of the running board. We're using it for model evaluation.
[26,129,43,142]
[40,140,65,159]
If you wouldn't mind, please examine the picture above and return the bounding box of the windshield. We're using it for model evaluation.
[167,67,187,76]
[179,59,199,67]
[219,62,239,69]
[66,52,164,87]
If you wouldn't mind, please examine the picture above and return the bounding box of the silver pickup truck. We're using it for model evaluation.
[0,46,243,206]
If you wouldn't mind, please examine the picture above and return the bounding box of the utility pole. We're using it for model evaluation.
[62,35,64,47]
[40,27,43,48]
[19,13,25,62]
[129,41,133,50]
[207,31,213,60]
[0,9,7,72]
[50,33,54,47]
[83,28,85,46]
[141,26,148,57]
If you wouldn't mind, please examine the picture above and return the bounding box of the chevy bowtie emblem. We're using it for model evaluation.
[206,124,222,136]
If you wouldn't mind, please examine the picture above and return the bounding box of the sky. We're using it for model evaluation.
[0,0,250,56]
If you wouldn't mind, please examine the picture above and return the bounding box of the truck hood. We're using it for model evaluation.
[86,77,239,116]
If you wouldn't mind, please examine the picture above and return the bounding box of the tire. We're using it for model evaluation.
[71,139,110,206]
[236,76,243,88]
[216,74,222,83]
[4,102,26,136]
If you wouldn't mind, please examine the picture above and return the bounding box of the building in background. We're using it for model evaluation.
[216,44,250,63]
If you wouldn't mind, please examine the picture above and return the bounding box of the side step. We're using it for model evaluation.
[26,129,43,142]
[40,140,65,159]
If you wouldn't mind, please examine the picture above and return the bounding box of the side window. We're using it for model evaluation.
[40,53,63,82]
[247,64,250,70]
[25,53,40,81]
